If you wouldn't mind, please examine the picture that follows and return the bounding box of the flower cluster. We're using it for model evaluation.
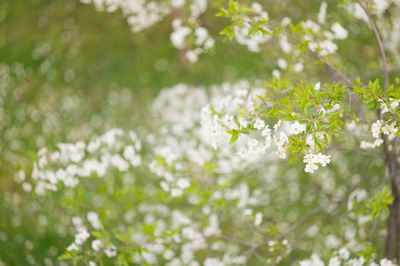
[170,19,215,63]
[22,78,394,264]
[201,81,331,173]
[270,2,349,74]
[303,152,332,173]
[67,213,117,261]
[299,248,397,266]
[233,2,270,52]
[302,8,348,57]
[29,128,142,194]
[370,120,398,140]
[79,0,169,33]
[360,139,384,150]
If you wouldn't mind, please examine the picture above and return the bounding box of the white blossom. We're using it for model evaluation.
[91,239,102,252]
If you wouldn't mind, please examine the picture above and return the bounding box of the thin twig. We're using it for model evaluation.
[357,0,389,91]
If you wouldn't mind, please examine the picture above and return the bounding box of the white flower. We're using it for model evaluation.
[318,2,327,24]
[91,239,102,251]
[290,122,306,135]
[273,120,281,131]
[315,153,331,166]
[331,23,348,40]
[314,82,321,91]
[254,212,263,226]
[380,258,395,266]
[254,119,265,130]
[67,243,79,251]
[277,148,287,159]
[248,138,259,148]
[22,182,32,192]
[89,261,96,266]
[338,247,350,260]
[87,212,101,229]
[163,249,175,260]
[238,117,249,128]
[382,124,397,136]
[328,256,340,266]
[277,58,287,69]
[177,178,190,189]
[222,115,238,130]
[305,163,318,173]
[274,133,288,146]
[261,125,271,137]
[16,170,25,183]
[237,149,248,158]
[74,229,90,245]
[105,245,117,257]
[204,258,224,266]
[390,99,400,110]
[303,152,331,173]
[319,40,337,56]
[272,70,280,79]
[371,120,382,138]
[293,63,304,72]
[360,139,383,149]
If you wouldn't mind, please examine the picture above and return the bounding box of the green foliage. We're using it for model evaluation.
[217,0,269,41]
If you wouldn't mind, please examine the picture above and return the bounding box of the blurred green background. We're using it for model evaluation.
[0,0,390,264]
[0,0,273,264]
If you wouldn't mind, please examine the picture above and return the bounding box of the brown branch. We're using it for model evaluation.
[357,0,389,91]
[357,1,399,259]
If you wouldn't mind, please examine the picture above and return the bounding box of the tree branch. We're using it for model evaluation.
[357,0,389,91]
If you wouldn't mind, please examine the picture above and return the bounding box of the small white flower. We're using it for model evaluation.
[277,58,287,69]
[248,138,260,148]
[104,245,117,257]
[254,119,265,130]
[382,124,397,135]
[328,256,340,266]
[338,247,350,260]
[87,212,101,230]
[91,239,102,252]
[222,115,238,130]
[293,63,304,72]
[290,121,306,135]
[273,120,282,131]
[237,149,248,158]
[261,125,271,137]
[276,147,287,159]
[371,120,382,138]
[22,182,32,192]
[305,163,318,173]
[67,243,79,251]
[314,82,321,91]
[177,178,190,189]
[331,23,348,40]
[380,258,395,266]
[254,212,263,226]
[74,229,90,245]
